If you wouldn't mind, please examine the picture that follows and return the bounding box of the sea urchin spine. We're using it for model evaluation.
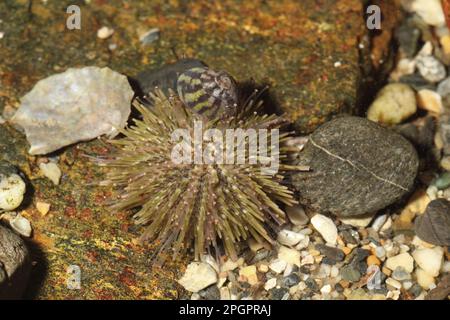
[97,90,303,261]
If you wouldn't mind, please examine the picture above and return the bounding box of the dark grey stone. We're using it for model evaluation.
[315,244,345,264]
[0,225,31,299]
[395,17,421,58]
[283,273,300,287]
[270,287,288,300]
[415,199,450,246]
[305,278,318,292]
[340,265,361,282]
[293,117,419,217]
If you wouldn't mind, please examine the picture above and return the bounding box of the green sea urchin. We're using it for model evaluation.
[97,90,303,260]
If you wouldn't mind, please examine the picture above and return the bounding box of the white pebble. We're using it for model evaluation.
[0,173,26,211]
[264,278,277,291]
[277,229,306,246]
[39,162,62,185]
[278,246,301,267]
[385,252,414,273]
[3,212,32,237]
[97,26,114,39]
[320,284,332,294]
[415,267,436,290]
[178,262,218,292]
[412,247,444,277]
[269,259,287,274]
[311,214,337,245]
[0,32,4,39]
[411,0,446,27]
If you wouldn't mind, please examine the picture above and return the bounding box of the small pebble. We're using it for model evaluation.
[269,259,287,274]
[277,229,305,247]
[264,278,277,291]
[286,205,309,226]
[392,266,412,281]
[139,28,160,46]
[386,277,402,290]
[36,201,50,216]
[385,252,414,273]
[417,89,443,114]
[311,214,338,245]
[415,268,436,290]
[239,265,258,286]
[320,284,332,295]
[97,26,114,39]
[178,262,218,293]
[411,0,446,27]
[278,246,301,267]
[3,212,32,237]
[39,162,62,185]
[412,247,444,277]
[416,56,446,83]
[0,172,26,211]
[367,83,417,125]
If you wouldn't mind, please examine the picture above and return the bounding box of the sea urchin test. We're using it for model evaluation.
[97,90,307,261]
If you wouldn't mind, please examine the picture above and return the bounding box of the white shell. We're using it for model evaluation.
[12,67,133,155]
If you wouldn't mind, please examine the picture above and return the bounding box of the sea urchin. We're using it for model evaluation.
[97,90,303,261]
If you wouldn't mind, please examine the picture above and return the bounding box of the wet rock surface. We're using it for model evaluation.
[0,225,31,299]
[293,117,419,217]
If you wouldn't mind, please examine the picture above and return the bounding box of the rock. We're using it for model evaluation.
[315,244,345,264]
[285,205,309,226]
[198,285,220,300]
[412,247,444,277]
[367,255,381,266]
[310,214,337,245]
[39,162,61,185]
[399,74,434,91]
[416,56,447,83]
[425,274,450,300]
[0,225,31,299]
[36,202,50,216]
[139,28,160,46]
[385,252,414,273]
[437,77,450,108]
[264,277,277,291]
[97,26,114,39]
[415,199,450,246]
[395,18,421,58]
[375,246,386,260]
[320,284,332,295]
[12,67,133,155]
[3,212,32,237]
[340,213,374,228]
[269,259,287,274]
[293,117,419,218]
[417,89,443,114]
[371,214,388,232]
[367,83,417,125]
[221,259,239,273]
[411,0,446,27]
[386,277,402,290]
[392,266,412,281]
[283,273,300,287]
[416,268,436,290]
[340,265,361,282]
[277,229,306,247]
[278,246,300,267]
[239,265,258,286]
[178,262,218,293]
[0,162,26,212]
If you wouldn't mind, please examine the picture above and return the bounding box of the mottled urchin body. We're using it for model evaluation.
[97,90,301,261]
